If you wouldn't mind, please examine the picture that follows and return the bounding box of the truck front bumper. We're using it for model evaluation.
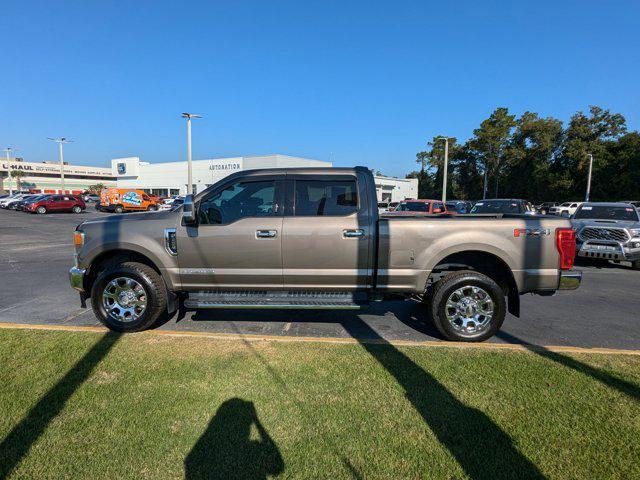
[558,270,582,290]
[69,267,86,292]
[577,241,640,262]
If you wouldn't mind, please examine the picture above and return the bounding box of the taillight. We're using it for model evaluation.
[556,228,576,270]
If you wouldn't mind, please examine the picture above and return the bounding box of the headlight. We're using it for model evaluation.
[630,229,640,238]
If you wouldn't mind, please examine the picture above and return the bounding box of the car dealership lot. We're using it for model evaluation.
[1,208,639,350]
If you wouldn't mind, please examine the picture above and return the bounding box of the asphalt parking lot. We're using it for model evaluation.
[1,208,639,350]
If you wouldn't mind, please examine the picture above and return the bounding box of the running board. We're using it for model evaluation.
[184,290,368,310]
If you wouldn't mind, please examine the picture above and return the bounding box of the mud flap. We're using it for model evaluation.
[508,288,520,317]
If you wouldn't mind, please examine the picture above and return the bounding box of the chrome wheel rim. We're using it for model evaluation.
[445,285,494,336]
[102,277,147,323]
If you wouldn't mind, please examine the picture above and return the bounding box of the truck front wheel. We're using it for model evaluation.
[428,270,506,342]
[91,261,167,332]
[114,205,124,214]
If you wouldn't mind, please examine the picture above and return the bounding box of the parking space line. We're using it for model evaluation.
[0,322,638,356]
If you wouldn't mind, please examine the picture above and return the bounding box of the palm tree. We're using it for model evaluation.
[10,170,28,192]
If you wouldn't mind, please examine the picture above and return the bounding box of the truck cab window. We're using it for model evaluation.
[294,180,358,216]
[198,180,276,225]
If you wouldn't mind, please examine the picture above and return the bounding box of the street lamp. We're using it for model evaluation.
[181,113,203,195]
[47,137,73,194]
[585,153,594,202]
[2,147,17,195]
[435,136,454,203]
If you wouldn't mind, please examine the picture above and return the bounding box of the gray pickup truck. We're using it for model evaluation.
[69,167,581,342]
[572,202,640,269]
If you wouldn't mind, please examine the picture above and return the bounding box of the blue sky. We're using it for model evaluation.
[2,0,639,177]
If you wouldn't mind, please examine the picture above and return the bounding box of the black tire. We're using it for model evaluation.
[147,204,157,211]
[36,206,47,214]
[632,260,640,271]
[91,261,167,332]
[72,205,82,214]
[428,270,506,342]
[114,205,124,214]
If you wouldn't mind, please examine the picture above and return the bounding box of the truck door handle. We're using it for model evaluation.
[256,230,277,238]
[343,229,365,238]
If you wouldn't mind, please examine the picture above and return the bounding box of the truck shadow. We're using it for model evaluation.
[0,332,121,479]
[184,398,284,480]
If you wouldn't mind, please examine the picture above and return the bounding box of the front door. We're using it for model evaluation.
[177,175,284,290]
[281,173,374,289]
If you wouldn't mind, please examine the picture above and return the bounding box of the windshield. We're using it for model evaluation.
[575,205,639,221]
[396,202,429,212]
[470,201,522,214]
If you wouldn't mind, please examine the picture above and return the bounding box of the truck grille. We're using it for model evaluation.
[579,227,629,243]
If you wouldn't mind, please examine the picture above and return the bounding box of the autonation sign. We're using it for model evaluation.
[209,161,241,172]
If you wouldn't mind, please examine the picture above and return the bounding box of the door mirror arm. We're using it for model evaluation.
[182,194,198,226]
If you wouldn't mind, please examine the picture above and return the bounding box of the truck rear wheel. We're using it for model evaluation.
[428,270,506,342]
[91,261,167,332]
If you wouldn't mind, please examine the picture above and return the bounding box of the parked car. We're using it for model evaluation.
[536,202,558,215]
[97,188,160,213]
[383,199,450,215]
[159,197,184,211]
[549,202,583,216]
[28,195,86,214]
[70,166,581,342]
[4,194,39,210]
[0,193,30,209]
[470,199,535,215]
[445,200,473,214]
[377,201,400,213]
[572,202,640,269]
[82,193,100,203]
[16,194,50,211]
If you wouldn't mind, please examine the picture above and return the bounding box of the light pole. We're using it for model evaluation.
[182,113,202,195]
[47,137,73,194]
[2,147,17,194]
[585,153,594,202]
[435,136,454,203]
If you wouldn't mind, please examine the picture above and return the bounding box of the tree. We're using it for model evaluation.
[469,108,516,198]
[561,105,627,199]
[413,105,638,202]
[10,170,28,191]
[503,112,564,201]
[88,183,106,193]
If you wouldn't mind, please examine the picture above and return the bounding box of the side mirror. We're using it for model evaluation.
[182,194,196,225]
[433,208,441,213]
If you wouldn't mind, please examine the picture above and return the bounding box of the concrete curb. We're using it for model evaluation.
[1,321,639,356]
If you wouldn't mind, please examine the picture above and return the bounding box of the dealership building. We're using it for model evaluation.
[1,157,115,194]
[112,154,417,201]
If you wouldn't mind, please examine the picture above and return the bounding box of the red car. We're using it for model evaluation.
[28,194,86,214]
[383,199,450,216]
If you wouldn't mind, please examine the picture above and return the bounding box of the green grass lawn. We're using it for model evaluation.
[0,328,639,479]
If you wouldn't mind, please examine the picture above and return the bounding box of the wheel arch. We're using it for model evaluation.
[426,250,520,317]
[84,248,162,293]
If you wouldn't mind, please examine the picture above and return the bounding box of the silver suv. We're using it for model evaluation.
[572,202,640,269]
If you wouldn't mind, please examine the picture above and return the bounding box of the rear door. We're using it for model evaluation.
[281,173,374,289]
[61,196,75,211]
